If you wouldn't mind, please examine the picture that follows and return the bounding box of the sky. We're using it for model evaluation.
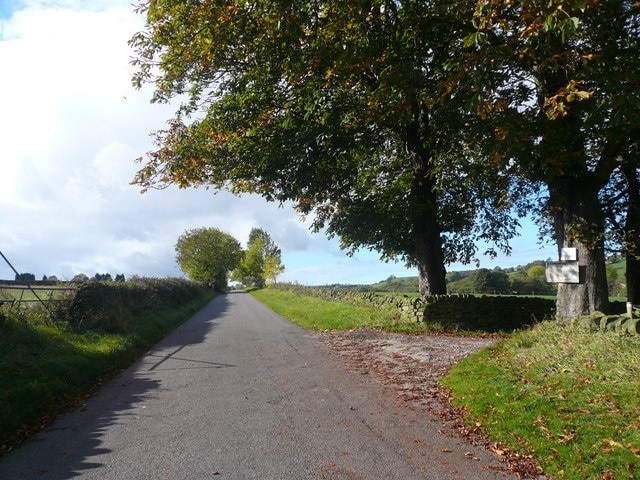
[0,0,557,286]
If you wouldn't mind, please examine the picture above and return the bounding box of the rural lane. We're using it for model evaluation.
[0,291,521,480]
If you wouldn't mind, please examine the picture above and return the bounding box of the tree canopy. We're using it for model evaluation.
[464,0,640,316]
[175,227,242,290]
[130,0,522,296]
[131,0,639,317]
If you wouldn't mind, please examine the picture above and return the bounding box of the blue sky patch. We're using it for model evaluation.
[0,0,16,19]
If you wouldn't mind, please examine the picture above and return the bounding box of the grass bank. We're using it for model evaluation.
[0,281,215,453]
[441,322,640,480]
[253,287,640,479]
[250,288,444,333]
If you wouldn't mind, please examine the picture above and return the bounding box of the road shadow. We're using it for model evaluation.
[0,294,233,479]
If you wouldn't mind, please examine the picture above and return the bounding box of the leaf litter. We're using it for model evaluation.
[317,328,548,479]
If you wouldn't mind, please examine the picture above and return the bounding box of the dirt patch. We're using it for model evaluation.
[317,329,498,411]
[317,329,547,479]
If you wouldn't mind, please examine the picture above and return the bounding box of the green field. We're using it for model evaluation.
[0,285,76,304]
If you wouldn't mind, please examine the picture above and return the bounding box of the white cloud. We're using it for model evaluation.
[0,0,554,286]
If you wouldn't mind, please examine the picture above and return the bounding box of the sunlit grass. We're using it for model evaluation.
[251,288,399,330]
[251,288,480,334]
[252,287,451,333]
[441,321,640,479]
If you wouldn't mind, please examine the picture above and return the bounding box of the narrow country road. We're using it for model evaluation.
[0,292,521,480]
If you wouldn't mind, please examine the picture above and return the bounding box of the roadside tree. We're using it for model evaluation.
[175,227,242,290]
[466,0,639,318]
[130,0,522,296]
[263,253,285,286]
[234,228,284,287]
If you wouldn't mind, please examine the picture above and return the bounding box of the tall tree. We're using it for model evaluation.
[466,0,639,318]
[234,228,284,287]
[175,227,242,290]
[248,228,281,260]
[263,254,285,285]
[130,0,522,296]
[622,165,640,304]
[602,163,640,304]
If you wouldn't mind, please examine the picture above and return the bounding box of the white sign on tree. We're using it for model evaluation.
[546,248,580,283]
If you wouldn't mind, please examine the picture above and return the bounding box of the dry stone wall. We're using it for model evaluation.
[272,284,555,332]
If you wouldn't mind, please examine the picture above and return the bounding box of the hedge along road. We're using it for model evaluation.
[0,291,520,480]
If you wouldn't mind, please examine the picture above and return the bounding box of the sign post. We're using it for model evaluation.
[546,248,580,284]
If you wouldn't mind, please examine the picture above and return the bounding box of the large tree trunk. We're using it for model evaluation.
[549,182,609,320]
[534,62,612,320]
[627,253,640,306]
[623,164,640,305]
[411,170,447,296]
[404,115,447,297]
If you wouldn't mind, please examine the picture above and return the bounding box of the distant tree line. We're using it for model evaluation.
[9,273,55,286]
[69,273,126,283]
[9,273,126,284]
[15,273,36,283]
[447,267,556,296]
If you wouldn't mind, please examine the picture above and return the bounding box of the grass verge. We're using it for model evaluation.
[250,288,446,333]
[0,292,215,453]
[251,288,393,330]
[441,321,640,480]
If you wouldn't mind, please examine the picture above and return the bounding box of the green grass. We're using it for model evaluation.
[251,288,450,333]
[441,321,640,479]
[0,285,76,303]
[251,288,399,330]
[0,293,215,452]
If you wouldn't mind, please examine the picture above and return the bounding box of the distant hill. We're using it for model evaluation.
[328,258,627,297]
[368,276,419,292]
[365,261,550,294]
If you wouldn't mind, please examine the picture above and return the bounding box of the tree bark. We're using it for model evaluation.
[404,116,448,297]
[549,182,609,320]
[622,164,640,305]
[534,64,612,320]
[626,252,640,306]
[411,171,447,296]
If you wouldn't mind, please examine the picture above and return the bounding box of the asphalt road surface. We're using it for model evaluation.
[0,291,521,480]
